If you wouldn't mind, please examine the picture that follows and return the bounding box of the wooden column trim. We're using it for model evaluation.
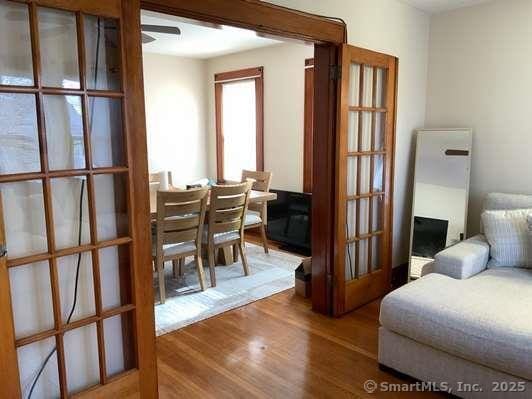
[311,45,339,315]
[303,58,314,193]
[121,0,158,397]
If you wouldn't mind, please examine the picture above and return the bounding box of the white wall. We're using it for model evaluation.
[268,0,431,266]
[425,0,532,236]
[143,53,208,187]
[205,42,314,192]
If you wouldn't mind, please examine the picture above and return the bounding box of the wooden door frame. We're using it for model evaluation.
[139,0,346,315]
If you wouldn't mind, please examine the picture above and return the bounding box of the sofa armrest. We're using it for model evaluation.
[433,235,490,279]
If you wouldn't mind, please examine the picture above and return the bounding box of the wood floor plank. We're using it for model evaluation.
[157,290,445,398]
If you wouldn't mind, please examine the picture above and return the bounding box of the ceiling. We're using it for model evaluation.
[401,0,491,13]
[141,10,282,59]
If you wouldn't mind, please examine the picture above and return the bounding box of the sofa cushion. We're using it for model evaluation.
[380,268,532,380]
[482,209,532,268]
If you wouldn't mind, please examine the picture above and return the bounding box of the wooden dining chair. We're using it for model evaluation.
[153,187,209,304]
[241,170,272,254]
[204,181,252,287]
[149,171,173,186]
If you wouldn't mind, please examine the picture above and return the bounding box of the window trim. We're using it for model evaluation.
[214,66,264,181]
[303,58,314,193]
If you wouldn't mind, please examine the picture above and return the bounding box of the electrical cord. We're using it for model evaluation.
[346,220,354,280]
[27,180,85,399]
[27,17,101,399]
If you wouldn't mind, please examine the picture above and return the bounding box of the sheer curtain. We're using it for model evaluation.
[221,79,257,181]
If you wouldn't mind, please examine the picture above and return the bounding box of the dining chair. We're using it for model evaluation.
[204,181,252,287]
[241,170,272,254]
[149,171,173,186]
[149,171,173,223]
[153,187,209,304]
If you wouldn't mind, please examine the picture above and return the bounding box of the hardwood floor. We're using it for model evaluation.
[157,289,444,398]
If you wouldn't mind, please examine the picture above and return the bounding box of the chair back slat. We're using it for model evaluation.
[211,220,242,234]
[242,170,272,192]
[163,229,197,245]
[213,183,250,197]
[164,215,200,232]
[207,182,252,241]
[165,202,201,217]
[214,207,244,223]
[158,188,206,204]
[156,188,208,255]
[216,195,246,209]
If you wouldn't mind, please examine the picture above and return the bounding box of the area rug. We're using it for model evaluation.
[154,243,302,336]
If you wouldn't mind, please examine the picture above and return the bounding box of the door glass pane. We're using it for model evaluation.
[38,7,80,89]
[361,66,373,107]
[221,80,256,181]
[347,111,358,152]
[375,68,387,108]
[50,177,90,250]
[359,156,370,194]
[373,155,384,192]
[9,261,54,339]
[360,112,371,152]
[346,200,356,240]
[57,251,95,323]
[17,337,60,399]
[104,312,134,377]
[100,245,131,310]
[0,0,34,86]
[64,323,99,394]
[345,242,356,280]
[84,16,121,91]
[374,112,385,151]
[372,196,383,231]
[358,239,369,276]
[94,173,129,241]
[43,95,86,171]
[0,180,47,258]
[348,63,360,106]
[89,97,125,167]
[359,198,370,235]
[346,157,357,196]
[0,93,41,174]
[371,236,382,271]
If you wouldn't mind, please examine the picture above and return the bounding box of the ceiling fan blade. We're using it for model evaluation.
[142,33,156,44]
[141,24,181,35]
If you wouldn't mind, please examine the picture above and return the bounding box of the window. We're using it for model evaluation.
[303,58,314,193]
[214,67,264,181]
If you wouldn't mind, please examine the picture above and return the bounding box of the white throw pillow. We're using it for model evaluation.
[481,209,532,268]
[528,213,532,247]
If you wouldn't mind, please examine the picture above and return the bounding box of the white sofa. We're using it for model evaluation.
[378,193,532,398]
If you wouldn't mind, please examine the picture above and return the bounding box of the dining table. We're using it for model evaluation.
[149,184,277,266]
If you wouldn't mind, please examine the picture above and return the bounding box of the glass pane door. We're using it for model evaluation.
[0,1,136,396]
[334,44,397,315]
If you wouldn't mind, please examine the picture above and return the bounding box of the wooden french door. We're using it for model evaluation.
[334,44,397,315]
[0,0,156,397]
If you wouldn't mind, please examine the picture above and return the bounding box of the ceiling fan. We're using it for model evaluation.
[141,24,181,44]
[4,9,180,44]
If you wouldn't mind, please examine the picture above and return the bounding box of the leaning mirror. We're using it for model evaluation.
[408,128,472,280]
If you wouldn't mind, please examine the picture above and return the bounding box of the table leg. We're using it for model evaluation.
[217,246,234,265]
